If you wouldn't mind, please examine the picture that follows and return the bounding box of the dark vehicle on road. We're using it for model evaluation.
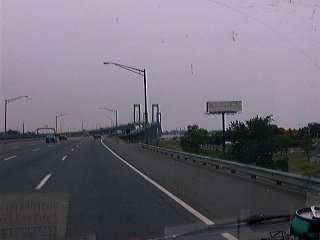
[59,134,68,141]
[93,134,101,139]
[46,135,58,143]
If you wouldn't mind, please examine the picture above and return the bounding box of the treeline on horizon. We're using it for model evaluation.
[178,116,320,172]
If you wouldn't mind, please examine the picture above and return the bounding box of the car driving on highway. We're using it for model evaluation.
[46,134,58,143]
[93,134,101,139]
[59,134,68,141]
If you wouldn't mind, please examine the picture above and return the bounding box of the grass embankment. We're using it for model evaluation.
[148,139,183,151]
[149,140,234,160]
[285,152,320,176]
[149,139,320,176]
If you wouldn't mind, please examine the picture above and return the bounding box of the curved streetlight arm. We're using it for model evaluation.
[6,95,28,104]
[103,62,145,76]
[103,61,148,124]
[99,107,116,113]
[4,95,28,135]
[56,113,68,118]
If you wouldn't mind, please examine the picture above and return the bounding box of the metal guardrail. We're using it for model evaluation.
[140,143,320,191]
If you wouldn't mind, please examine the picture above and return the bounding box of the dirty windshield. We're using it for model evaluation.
[1,0,320,240]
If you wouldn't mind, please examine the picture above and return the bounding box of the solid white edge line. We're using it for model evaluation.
[3,155,17,161]
[100,139,214,226]
[35,173,52,190]
[62,155,68,161]
[221,232,238,240]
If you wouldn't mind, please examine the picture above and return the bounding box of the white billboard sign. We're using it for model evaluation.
[206,101,242,114]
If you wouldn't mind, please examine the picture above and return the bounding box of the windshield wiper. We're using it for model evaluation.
[153,214,292,240]
[246,214,291,227]
[261,230,290,240]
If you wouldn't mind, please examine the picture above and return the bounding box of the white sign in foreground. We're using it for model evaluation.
[206,101,242,114]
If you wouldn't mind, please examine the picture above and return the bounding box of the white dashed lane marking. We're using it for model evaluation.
[35,173,52,190]
[3,156,17,161]
[221,233,238,240]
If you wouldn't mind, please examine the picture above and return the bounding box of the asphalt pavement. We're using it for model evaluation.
[0,137,319,240]
[103,138,317,218]
[0,137,201,239]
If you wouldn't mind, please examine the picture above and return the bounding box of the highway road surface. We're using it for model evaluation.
[0,137,319,240]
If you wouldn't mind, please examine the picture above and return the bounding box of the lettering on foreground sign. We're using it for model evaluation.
[0,192,69,240]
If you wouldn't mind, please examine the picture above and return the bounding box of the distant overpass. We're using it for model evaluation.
[36,127,56,134]
[89,122,162,143]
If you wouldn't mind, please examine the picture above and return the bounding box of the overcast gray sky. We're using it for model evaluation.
[1,0,319,132]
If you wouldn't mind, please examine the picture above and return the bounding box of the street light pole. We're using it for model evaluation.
[143,69,148,124]
[99,107,118,127]
[55,116,58,134]
[103,62,149,124]
[55,113,67,134]
[115,110,118,127]
[4,95,28,135]
[4,100,7,135]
